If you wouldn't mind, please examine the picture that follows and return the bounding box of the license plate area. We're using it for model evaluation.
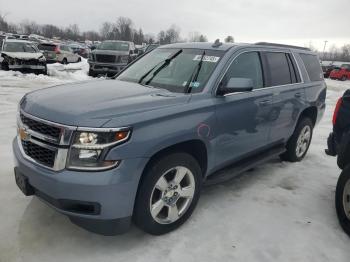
[14,168,34,196]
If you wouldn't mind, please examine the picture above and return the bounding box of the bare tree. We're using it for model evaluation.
[19,20,40,35]
[341,44,350,61]
[100,22,113,40]
[83,31,100,41]
[188,31,207,42]
[158,25,181,44]
[166,25,180,43]
[116,17,133,41]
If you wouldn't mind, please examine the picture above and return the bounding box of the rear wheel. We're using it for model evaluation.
[336,166,350,237]
[341,75,347,81]
[62,58,68,65]
[134,152,202,235]
[281,117,313,162]
[88,69,96,77]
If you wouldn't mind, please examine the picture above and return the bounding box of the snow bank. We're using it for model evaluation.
[0,58,92,88]
[47,58,91,82]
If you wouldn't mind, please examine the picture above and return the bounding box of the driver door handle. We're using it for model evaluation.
[295,92,302,98]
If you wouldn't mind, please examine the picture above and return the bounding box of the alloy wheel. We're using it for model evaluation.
[295,125,311,158]
[150,166,195,224]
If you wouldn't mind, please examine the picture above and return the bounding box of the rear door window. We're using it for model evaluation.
[299,54,323,81]
[264,52,292,86]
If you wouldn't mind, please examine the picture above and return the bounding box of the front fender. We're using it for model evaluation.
[105,109,216,169]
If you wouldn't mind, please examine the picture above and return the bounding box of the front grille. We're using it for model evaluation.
[96,54,116,63]
[20,59,43,66]
[21,140,56,168]
[20,113,61,139]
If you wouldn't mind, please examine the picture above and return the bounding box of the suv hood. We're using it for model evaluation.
[2,52,44,60]
[21,80,190,127]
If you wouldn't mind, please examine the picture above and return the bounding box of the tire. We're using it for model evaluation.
[77,57,81,62]
[88,69,96,77]
[61,58,68,65]
[341,75,347,81]
[134,152,202,235]
[41,65,48,75]
[336,166,350,237]
[1,62,9,71]
[280,117,313,162]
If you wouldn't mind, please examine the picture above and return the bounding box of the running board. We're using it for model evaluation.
[205,145,286,186]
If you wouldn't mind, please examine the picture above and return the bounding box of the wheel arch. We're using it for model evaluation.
[298,106,318,127]
[142,139,208,179]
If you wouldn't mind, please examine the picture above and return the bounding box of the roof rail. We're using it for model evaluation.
[255,42,311,51]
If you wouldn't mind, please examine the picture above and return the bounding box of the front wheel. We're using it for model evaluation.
[134,152,202,235]
[280,117,313,162]
[1,62,9,71]
[341,75,347,81]
[336,166,350,237]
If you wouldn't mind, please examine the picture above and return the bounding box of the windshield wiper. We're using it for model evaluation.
[138,49,183,85]
[184,51,206,93]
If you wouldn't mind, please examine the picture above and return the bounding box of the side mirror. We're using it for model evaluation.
[218,77,254,96]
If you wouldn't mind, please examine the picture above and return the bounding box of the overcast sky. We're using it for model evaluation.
[1,0,349,50]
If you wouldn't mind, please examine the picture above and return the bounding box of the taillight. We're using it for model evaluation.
[54,46,61,54]
[333,97,343,125]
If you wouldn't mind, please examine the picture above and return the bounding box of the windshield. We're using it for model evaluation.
[117,48,223,93]
[97,41,130,51]
[3,42,37,53]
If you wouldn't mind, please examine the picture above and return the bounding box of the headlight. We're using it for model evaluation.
[38,55,46,62]
[120,55,129,64]
[67,128,131,171]
[88,53,94,61]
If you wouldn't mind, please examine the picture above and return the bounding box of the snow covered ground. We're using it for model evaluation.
[1,65,350,262]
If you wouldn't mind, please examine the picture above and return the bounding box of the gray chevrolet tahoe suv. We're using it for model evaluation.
[88,40,137,77]
[13,41,326,235]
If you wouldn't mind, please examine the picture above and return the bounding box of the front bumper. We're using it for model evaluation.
[9,64,46,70]
[13,138,148,235]
[89,61,127,74]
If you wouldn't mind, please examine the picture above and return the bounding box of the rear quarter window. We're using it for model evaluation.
[299,54,323,82]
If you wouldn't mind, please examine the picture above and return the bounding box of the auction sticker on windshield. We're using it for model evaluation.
[193,55,220,63]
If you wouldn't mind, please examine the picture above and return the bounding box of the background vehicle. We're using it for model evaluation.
[37,43,81,64]
[330,64,350,80]
[322,64,339,78]
[0,39,47,74]
[326,90,350,236]
[13,42,326,235]
[69,43,90,58]
[88,40,137,77]
[144,43,160,53]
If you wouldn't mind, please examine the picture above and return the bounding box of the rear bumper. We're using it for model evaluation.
[13,138,149,235]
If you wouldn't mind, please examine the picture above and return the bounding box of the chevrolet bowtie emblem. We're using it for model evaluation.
[19,127,30,141]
